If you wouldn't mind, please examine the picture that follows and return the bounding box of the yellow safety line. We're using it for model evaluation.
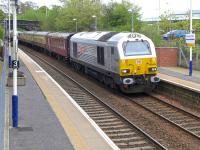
[19,51,89,150]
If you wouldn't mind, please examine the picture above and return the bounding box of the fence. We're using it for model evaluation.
[0,43,7,150]
[179,45,200,70]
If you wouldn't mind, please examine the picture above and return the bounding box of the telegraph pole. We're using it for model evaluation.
[11,0,19,128]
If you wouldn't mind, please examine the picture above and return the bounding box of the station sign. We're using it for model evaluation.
[12,60,19,69]
[185,33,195,47]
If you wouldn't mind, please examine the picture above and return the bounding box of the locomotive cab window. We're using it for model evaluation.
[73,42,77,57]
[97,46,105,65]
[123,40,151,56]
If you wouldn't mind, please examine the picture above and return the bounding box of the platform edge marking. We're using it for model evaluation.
[18,49,120,150]
[18,50,89,150]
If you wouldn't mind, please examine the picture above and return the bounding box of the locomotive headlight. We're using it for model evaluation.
[121,69,130,74]
[149,67,157,72]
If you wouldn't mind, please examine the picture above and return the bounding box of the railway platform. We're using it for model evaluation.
[2,49,200,150]
[158,67,200,92]
[5,50,118,150]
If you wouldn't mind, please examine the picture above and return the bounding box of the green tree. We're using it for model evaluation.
[41,6,61,31]
[0,10,5,39]
[102,1,141,32]
[18,2,43,21]
[0,26,4,39]
[159,12,173,32]
[55,0,102,31]
[140,23,162,46]
[19,1,38,14]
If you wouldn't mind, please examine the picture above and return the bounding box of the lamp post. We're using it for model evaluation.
[128,9,134,32]
[158,0,160,30]
[92,15,97,31]
[73,18,77,32]
[189,0,193,76]
[11,0,19,128]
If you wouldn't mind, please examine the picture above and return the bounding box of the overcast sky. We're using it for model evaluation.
[20,0,200,19]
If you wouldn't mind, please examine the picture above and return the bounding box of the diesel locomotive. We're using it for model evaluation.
[18,31,160,93]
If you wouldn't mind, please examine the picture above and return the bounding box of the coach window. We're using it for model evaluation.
[73,42,77,57]
[97,46,105,65]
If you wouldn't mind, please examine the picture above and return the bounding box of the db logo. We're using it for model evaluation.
[136,60,142,64]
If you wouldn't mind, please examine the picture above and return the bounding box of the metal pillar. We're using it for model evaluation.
[92,15,97,31]
[8,0,11,68]
[73,18,77,32]
[189,0,193,76]
[131,11,133,32]
[128,9,134,32]
[75,20,77,32]
[11,0,18,128]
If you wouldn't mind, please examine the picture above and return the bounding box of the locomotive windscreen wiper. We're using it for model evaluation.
[123,40,129,51]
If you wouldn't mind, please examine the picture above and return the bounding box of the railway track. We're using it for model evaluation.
[23,49,167,150]
[128,94,200,139]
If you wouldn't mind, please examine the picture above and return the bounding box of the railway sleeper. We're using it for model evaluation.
[186,126,200,131]
[92,118,119,123]
[105,130,135,135]
[117,141,151,149]
[89,114,115,118]
[120,145,155,150]
[89,114,114,119]
[82,105,104,109]
[91,115,116,120]
[88,110,110,115]
[100,125,128,130]
[193,130,200,135]
[78,102,100,106]
[97,121,124,127]
[112,136,143,142]
[181,122,200,127]
[165,114,189,119]
[107,132,139,139]
[83,107,105,111]
[158,111,181,116]
[116,139,148,145]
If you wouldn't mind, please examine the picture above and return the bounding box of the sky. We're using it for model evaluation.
[20,0,200,19]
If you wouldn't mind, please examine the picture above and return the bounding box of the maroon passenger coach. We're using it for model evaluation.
[47,32,74,60]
